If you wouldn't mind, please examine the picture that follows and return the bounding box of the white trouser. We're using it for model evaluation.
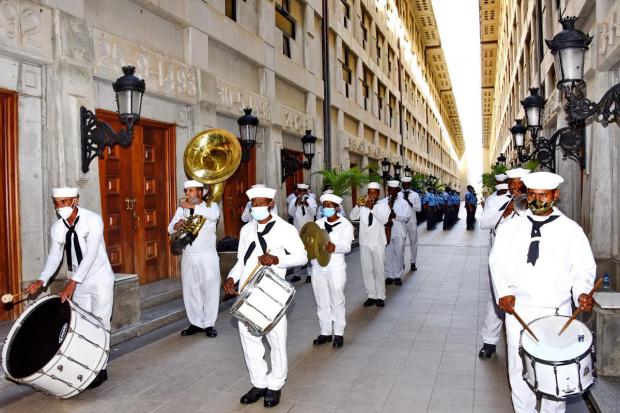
[181,252,221,329]
[384,237,405,278]
[405,222,418,263]
[311,264,347,335]
[360,245,386,300]
[506,302,571,413]
[238,316,287,390]
[481,269,503,345]
[72,277,114,368]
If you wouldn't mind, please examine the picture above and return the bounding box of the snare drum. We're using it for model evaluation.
[519,315,594,399]
[2,295,110,398]
[231,267,296,337]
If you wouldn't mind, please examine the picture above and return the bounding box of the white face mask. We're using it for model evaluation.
[56,206,74,220]
[251,206,270,221]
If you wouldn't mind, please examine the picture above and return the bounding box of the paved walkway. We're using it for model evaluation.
[0,209,590,412]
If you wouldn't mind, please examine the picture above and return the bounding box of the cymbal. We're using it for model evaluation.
[314,228,331,267]
[300,222,319,261]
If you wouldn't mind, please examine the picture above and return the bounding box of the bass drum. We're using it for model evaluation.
[1,295,109,398]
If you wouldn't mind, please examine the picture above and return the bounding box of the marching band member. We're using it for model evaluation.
[26,187,114,389]
[315,189,346,219]
[490,172,595,413]
[398,177,422,271]
[311,193,354,348]
[350,182,391,307]
[288,183,317,231]
[478,168,529,359]
[168,180,220,338]
[382,180,411,286]
[242,184,278,223]
[224,186,307,408]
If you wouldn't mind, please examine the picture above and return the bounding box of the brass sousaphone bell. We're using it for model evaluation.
[300,222,331,267]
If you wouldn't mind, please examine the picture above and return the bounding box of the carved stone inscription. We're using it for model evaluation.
[216,78,272,121]
[94,29,198,103]
[0,0,52,62]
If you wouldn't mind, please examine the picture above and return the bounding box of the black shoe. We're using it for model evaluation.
[290,275,301,283]
[240,387,267,404]
[306,275,312,283]
[313,334,332,345]
[205,327,217,338]
[333,335,344,348]
[375,299,385,307]
[394,278,402,286]
[264,389,281,408]
[88,369,107,389]
[478,343,496,359]
[411,263,417,272]
[385,278,394,285]
[181,325,203,336]
[363,298,376,307]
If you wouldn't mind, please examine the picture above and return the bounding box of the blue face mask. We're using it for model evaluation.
[251,206,270,221]
[322,207,336,218]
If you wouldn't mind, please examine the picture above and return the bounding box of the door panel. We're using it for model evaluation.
[284,150,304,197]
[98,110,176,284]
[223,146,256,238]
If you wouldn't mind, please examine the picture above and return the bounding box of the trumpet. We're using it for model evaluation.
[357,196,367,206]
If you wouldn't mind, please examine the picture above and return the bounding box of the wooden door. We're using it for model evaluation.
[0,90,20,320]
[223,146,256,238]
[98,110,177,284]
[284,150,304,197]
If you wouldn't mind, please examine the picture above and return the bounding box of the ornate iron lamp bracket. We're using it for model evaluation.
[81,106,132,173]
[561,81,620,128]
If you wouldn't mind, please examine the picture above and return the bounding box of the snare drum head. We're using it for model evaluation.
[6,296,71,378]
[521,315,593,362]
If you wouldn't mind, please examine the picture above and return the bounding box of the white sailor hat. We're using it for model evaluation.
[506,168,531,179]
[251,184,266,188]
[521,172,564,190]
[387,180,400,188]
[52,187,78,198]
[367,182,382,190]
[495,174,508,182]
[320,193,343,205]
[495,183,509,190]
[246,186,277,200]
[183,180,204,189]
[322,189,334,194]
[296,183,309,189]
[400,177,413,183]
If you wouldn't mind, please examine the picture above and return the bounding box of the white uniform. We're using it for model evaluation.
[168,201,221,329]
[241,201,278,223]
[311,216,354,336]
[490,208,595,413]
[350,201,391,299]
[398,189,422,264]
[478,192,512,345]
[228,214,307,391]
[39,207,115,367]
[380,197,411,279]
[288,195,317,231]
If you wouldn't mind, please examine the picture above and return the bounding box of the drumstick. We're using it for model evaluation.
[1,291,29,304]
[512,309,539,342]
[235,249,271,296]
[558,278,604,336]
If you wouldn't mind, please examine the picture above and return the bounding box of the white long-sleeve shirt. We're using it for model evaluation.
[39,207,114,286]
[228,214,307,287]
[349,201,391,247]
[489,208,595,308]
[398,190,422,214]
[288,195,317,231]
[241,201,279,223]
[378,197,411,239]
[168,201,219,255]
[312,216,354,267]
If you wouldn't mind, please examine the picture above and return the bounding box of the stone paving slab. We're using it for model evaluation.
[0,209,592,412]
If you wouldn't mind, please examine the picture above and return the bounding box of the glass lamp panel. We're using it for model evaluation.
[556,48,586,83]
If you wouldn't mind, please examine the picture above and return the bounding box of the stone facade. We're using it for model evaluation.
[0,0,465,295]
[480,0,620,286]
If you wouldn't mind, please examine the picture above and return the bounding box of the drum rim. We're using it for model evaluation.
[519,315,593,364]
[522,378,593,401]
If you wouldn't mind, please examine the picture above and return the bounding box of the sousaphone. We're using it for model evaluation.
[300,222,331,267]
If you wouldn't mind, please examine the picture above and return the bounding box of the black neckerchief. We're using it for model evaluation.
[243,220,276,265]
[403,190,413,207]
[526,215,560,265]
[325,220,341,233]
[63,216,83,270]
